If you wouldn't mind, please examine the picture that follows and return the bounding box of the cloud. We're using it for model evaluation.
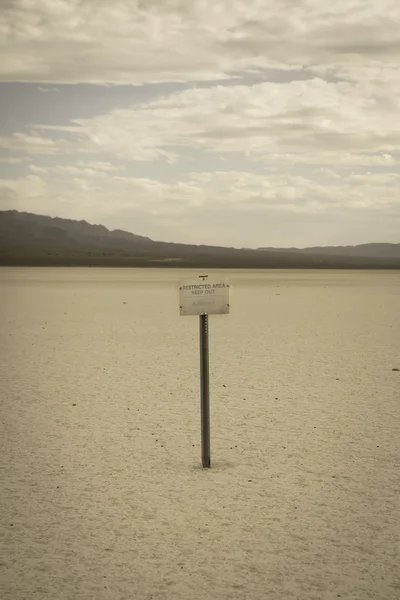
[1,0,399,84]
[260,153,400,167]
[313,167,341,179]
[347,172,400,185]
[10,76,399,168]
[0,175,48,211]
[0,132,73,155]
[37,86,60,92]
[29,164,48,174]
[77,161,125,171]
[0,156,29,164]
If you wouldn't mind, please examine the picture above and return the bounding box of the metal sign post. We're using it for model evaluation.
[199,312,211,468]
[179,275,229,468]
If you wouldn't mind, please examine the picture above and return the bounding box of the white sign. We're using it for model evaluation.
[179,278,230,316]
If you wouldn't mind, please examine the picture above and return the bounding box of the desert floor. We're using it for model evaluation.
[1,268,399,600]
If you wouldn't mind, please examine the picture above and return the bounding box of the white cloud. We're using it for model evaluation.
[77,161,125,171]
[54,165,108,178]
[15,76,399,168]
[0,132,73,155]
[1,0,399,84]
[347,172,400,185]
[0,156,29,164]
[261,153,400,167]
[0,175,48,210]
[313,167,341,179]
[29,164,48,174]
[37,86,60,92]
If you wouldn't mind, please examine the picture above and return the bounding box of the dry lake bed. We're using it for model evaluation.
[1,267,399,600]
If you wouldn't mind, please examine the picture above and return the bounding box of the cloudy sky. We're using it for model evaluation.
[1,0,400,247]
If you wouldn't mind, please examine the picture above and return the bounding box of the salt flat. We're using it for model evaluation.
[1,267,399,600]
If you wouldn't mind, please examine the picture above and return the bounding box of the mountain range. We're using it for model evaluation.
[1,210,399,269]
[257,243,400,259]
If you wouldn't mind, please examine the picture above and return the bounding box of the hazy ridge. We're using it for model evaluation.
[1,210,400,269]
[257,243,400,258]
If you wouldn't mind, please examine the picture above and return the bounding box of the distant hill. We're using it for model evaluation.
[1,210,400,269]
[258,243,400,259]
[0,210,153,248]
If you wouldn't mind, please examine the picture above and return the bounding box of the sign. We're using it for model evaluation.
[179,278,229,316]
[179,274,230,467]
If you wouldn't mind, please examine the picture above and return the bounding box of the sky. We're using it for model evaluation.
[1,0,400,248]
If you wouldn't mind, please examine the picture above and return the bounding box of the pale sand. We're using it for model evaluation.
[1,268,399,600]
